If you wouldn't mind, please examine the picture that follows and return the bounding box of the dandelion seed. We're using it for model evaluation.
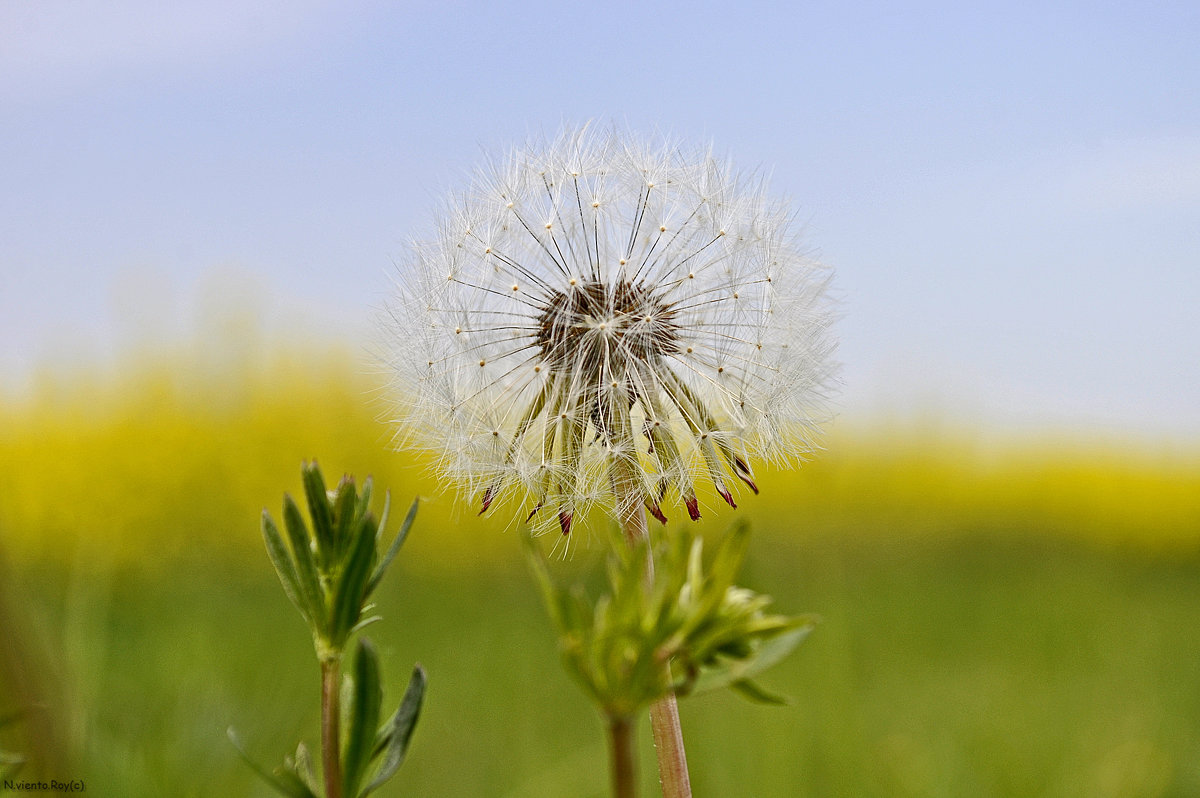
[381,125,836,535]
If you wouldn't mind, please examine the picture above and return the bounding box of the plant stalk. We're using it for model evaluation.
[321,656,343,798]
[608,714,637,798]
[646,696,689,798]
[611,459,693,798]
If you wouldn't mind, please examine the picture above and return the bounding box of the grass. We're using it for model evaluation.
[2,348,1199,796]
[6,531,1199,797]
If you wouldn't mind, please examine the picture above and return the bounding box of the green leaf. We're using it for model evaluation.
[523,536,567,630]
[690,624,815,696]
[366,497,417,598]
[282,494,326,629]
[227,727,319,798]
[685,535,704,593]
[685,602,795,667]
[708,522,752,597]
[356,476,376,528]
[290,742,320,796]
[728,678,789,705]
[674,524,751,642]
[342,639,383,798]
[333,477,359,560]
[331,513,377,646]
[363,664,426,796]
[302,461,336,560]
[371,482,387,536]
[272,765,321,798]
[350,614,383,636]
[261,511,307,622]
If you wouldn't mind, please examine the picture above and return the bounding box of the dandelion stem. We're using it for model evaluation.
[612,458,693,798]
[608,714,637,798]
[321,655,343,798]
[646,694,689,798]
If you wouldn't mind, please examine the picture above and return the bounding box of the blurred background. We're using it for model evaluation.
[1,1,1198,795]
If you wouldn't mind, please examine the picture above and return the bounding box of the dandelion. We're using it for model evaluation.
[381,125,836,538]
[381,125,835,797]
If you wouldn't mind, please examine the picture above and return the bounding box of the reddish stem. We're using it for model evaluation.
[321,657,343,798]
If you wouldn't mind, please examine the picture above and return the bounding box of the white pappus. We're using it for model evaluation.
[380,125,837,537]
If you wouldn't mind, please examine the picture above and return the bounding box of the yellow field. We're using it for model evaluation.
[3,347,1197,568]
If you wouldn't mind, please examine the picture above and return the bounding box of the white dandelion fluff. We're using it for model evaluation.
[381,125,836,536]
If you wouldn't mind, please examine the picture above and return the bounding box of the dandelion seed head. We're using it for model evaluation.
[381,125,837,535]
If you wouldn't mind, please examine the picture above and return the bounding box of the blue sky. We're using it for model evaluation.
[2,0,1198,442]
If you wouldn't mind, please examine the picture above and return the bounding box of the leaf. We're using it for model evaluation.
[689,624,815,696]
[331,512,377,645]
[366,497,417,598]
[707,522,752,598]
[291,742,320,796]
[333,477,359,559]
[362,664,426,796]
[302,461,336,559]
[673,524,751,643]
[355,476,376,528]
[728,678,789,705]
[523,536,565,629]
[261,511,307,622]
[685,603,797,666]
[282,494,326,628]
[350,614,383,635]
[371,483,387,536]
[227,727,319,798]
[342,639,383,798]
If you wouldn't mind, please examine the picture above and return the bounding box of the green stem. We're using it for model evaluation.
[608,714,637,798]
[321,656,343,798]
[611,457,693,798]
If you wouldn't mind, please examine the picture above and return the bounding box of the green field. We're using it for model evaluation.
[2,351,1199,796]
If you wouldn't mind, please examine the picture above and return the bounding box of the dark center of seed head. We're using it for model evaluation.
[535,279,679,375]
